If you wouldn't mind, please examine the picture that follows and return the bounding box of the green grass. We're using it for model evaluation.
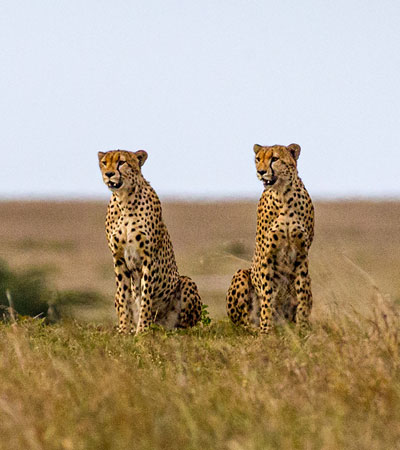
[1,303,400,450]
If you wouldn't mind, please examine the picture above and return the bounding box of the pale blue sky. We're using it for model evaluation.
[1,0,399,199]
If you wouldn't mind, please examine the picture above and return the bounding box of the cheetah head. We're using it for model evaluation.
[98,150,148,192]
[253,143,301,189]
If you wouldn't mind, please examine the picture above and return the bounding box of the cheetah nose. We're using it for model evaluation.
[105,172,115,178]
[258,170,266,176]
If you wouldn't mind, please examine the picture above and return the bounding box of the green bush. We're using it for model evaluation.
[0,260,103,321]
[0,260,50,318]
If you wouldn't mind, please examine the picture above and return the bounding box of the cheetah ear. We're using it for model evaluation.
[98,151,106,162]
[135,150,148,167]
[287,143,301,161]
[253,144,263,154]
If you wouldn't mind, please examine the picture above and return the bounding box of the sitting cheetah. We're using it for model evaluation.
[226,143,314,333]
[98,149,202,334]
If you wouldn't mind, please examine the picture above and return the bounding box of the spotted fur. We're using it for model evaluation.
[98,149,202,334]
[226,143,314,333]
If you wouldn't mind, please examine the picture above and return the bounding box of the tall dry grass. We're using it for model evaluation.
[0,294,399,450]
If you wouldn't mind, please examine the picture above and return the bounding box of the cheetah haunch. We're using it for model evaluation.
[226,143,314,334]
[98,149,202,334]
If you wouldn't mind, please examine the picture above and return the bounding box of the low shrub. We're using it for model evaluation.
[0,260,103,321]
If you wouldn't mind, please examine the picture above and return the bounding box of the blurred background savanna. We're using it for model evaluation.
[1,1,400,449]
[1,200,399,324]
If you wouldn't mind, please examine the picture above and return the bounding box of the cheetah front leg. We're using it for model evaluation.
[113,255,134,334]
[253,259,278,334]
[259,279,276,335]
[130,267,142,331]
[294,256,312,332]
[136,258,153,335]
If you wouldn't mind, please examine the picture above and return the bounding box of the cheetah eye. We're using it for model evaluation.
[271,157,279,163]
[102,160,107,166]
[118,160,126,167]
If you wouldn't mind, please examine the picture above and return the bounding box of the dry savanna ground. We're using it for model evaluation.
[0,200,400,449]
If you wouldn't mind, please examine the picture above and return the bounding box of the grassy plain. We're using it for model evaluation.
[0,200,400,449]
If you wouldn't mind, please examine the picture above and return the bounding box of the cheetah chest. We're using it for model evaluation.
[252,215,307,287]
[124,244,142,271]
[110,221,146,272]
